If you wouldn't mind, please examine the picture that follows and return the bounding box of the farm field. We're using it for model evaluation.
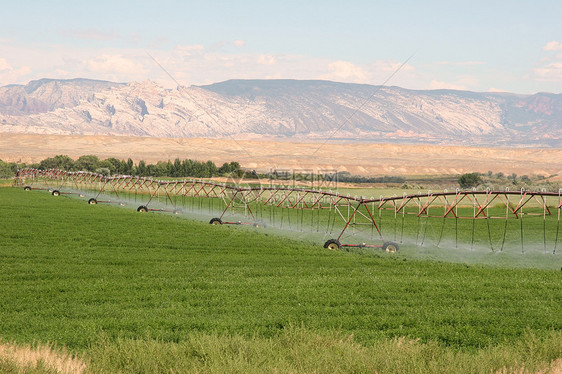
[1,187,562,373]
[20,172,562,270]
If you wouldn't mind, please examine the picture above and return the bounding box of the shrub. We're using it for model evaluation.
[458,173,482,189]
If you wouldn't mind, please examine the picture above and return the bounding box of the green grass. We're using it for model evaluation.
[1,188,562,372]
[3,328,562,373]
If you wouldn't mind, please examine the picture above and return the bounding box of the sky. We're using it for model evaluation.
[0,0,561,94]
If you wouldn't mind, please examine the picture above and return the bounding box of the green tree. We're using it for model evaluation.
[38,155,75,171]
[218,162,231,175]
[219,161,242,177]
[0,160,15,178]
[104,158,123,174]
[95,167,111,176]
[171,158,182,177]
[76,155,100,172]
[126,158,134,174]
[192,161,204,177]
[98,160,115,174]
[458,173,482,189]
[146,163,158,177]
[182,159,194,177]
[154,161,171,177]
[136,160,147,176]
[229,161,243,177]
[205,160,218,177]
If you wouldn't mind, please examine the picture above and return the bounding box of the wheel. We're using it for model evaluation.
[137,205,148,213]
[52,190,60,196]
[23,186,31,191]
[88,198,97,205]
[209,218,222,225]
[382,241,399,253]
[253,221,266,228]
[324,239,341,250]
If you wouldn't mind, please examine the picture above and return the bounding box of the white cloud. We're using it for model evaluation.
[0,58,12,71]
[320,60,367,82]
[233,40,246,47]
[174,44,205,57]
[532,43,562,84]
[428,80,467,90]
[370,60,415,73]
[0,58,31,86]
[19,66,31,75]
[257,54,276,65]
[534,62,562,81]
[265,73,282,79]
[543,41,562,51]
[85,54,148,75]
[487,87,508,93]
[54,69,73,78]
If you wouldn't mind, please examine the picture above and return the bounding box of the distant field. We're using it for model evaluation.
[2,133,562,177]
[1,188,562,372]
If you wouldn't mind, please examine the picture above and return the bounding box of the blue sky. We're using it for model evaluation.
[0,0,561,93]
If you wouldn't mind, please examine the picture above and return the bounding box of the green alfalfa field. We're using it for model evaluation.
[1,187,562,373]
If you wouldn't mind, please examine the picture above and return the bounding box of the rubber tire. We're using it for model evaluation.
[52,190,60,196]
[88,198,97,205]
[382,241,399,253]
[24,186,31,191]
[137,205,148,213]
[324,239,341,250]
[210,218,222,225]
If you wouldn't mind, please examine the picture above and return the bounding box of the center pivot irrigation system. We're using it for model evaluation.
[15,168,562,254]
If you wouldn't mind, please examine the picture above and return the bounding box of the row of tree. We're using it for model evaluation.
[458,172,543,188]
[0,155,244,179]
[330,171,405,184]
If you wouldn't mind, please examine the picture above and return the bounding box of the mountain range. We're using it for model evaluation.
[0,78,560,147]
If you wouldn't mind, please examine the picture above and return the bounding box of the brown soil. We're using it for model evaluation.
[1,133,560,177]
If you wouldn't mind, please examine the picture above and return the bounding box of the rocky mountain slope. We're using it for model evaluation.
[0,78,560,147]
[0,78,123,115]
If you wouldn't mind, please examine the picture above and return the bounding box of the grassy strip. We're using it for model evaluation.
[0,340,86,374]
[1,327,561,373]
[0,178,14,187]
[87,327,562,374]
[3,328,561,373]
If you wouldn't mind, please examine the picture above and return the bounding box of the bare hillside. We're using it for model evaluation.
[2,133,560,178]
